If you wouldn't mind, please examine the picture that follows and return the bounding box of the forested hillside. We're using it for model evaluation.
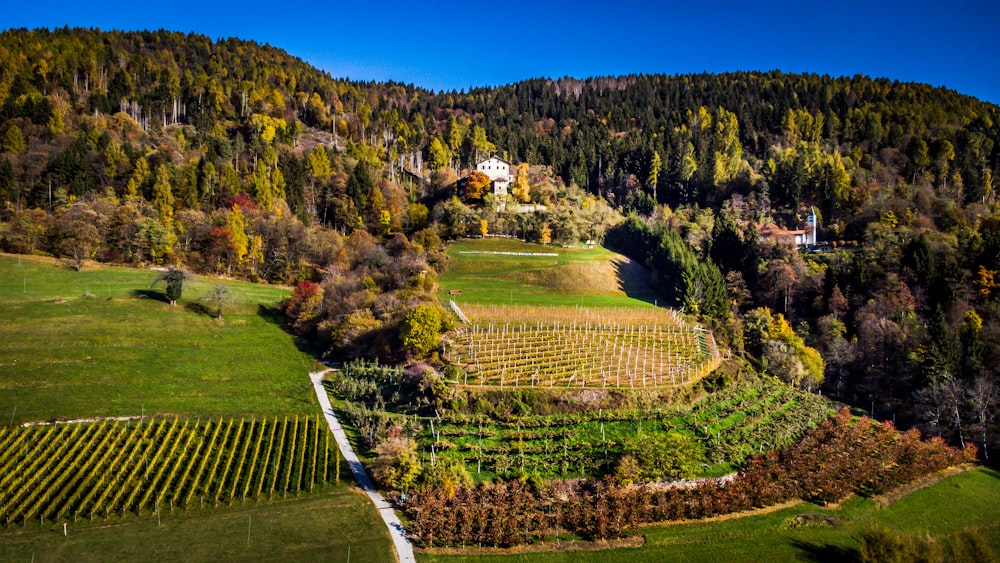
[1,28,998,456]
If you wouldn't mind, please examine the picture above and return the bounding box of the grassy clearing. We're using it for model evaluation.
[0,486,394,563]
[438,239,658,307]
[417,466,1000,562]
[0,254,318,422]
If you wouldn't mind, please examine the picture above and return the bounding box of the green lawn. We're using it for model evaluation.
[0,485,395,562]
[417,466,1000,562]
[438,238,658,307]
[0,254,320,422]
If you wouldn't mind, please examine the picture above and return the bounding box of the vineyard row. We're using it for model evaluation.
[0,415,334,526]
[447,323,721,388]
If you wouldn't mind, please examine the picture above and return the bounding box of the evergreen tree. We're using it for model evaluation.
[151,164,175,223]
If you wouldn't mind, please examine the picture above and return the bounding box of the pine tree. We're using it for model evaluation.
[151,164,175,223]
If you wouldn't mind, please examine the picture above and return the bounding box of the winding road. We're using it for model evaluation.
[309,369,416,563]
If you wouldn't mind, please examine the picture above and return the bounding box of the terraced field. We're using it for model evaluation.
[329,361,832,481]
[446,303,722,389]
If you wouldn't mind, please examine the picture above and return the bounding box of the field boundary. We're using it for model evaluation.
[449,300,470,324]
[20,415,144,427]
[457,251,559,257]
[872,464,974,507]
[418,534,645,555]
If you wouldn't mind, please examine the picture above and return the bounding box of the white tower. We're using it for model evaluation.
[806,207,818,247]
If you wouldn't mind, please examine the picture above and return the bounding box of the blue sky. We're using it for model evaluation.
[5,0,999,104]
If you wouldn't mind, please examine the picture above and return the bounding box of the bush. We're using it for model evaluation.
[372,437,421,491]
[856,526,942,563]
[622,431,705,481]
[418,462,473,498]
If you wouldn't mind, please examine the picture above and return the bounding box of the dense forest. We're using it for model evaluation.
[1,28,998,456]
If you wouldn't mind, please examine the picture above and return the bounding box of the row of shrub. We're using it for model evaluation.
[403,408,975,547]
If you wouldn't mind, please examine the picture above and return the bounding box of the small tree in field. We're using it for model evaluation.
[152,267,190,306]
[210,285,230,319]
[540,223,552,244]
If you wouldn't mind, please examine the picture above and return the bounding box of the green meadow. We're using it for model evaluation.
[437,238,659,307]
[0,254,318,422]
[0,488,395,563]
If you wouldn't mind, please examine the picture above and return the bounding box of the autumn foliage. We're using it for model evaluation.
[464,170,491,201]
[284,280,323,334]
[404,408,974,547]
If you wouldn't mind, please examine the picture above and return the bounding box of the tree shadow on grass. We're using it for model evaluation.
[183,301,213,317]
[257,303,286,325]
[131,289,169,303]
[789,539,858,563]
[981,461,1000,476]
[257,304,323,358]
[612,256,660,306]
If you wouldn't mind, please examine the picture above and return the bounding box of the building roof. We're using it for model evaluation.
[759,224,807,238]
[477,155,510,166]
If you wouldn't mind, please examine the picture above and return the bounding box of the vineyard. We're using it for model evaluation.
[687,378,832,464]
[445,303,723,388]
[419,376,830,479]
[323,359,833,482]
[0,416,334,526]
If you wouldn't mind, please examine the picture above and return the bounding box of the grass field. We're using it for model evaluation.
[0,253,318,422]
[418,466,1000,562]
[0,486,395,562]
[0,253,395,561]
[437,238,659,307]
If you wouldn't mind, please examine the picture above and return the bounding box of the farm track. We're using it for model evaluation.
[309,369,415,563]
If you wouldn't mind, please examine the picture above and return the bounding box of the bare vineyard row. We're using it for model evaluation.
[0,415,333,526]
[459,303,688,328]
[446,304,722,388]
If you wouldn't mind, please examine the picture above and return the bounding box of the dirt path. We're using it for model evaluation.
[309,369,415,563]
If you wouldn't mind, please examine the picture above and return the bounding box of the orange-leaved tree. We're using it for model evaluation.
[464,170,491,201]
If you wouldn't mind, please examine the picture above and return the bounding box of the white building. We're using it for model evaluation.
[476,156,512,196]
[759,207,818,249]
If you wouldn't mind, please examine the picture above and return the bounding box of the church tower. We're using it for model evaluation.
[806,207,818,247]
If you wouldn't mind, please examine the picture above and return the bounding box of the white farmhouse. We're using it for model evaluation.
[759,207,819,249]
[476,156,512,197]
